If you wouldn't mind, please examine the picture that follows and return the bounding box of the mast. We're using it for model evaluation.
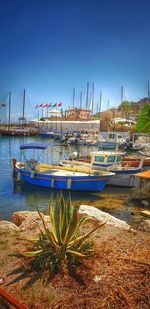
[23,89,25,119]
[148,80,150,104]
[80,91,82,109]
[121,86,124,104]
[91,82,94,115]
[99,91,102,131]
[86,81,89,109]
[72,88,75,108]
[8,91,11,126]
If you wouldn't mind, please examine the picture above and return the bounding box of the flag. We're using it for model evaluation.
[48,103,52,107]
[58,102,62,107]
[35,104,39,109]
[39,104,43,108]
[43,104,48,108]
[52,103,57,107]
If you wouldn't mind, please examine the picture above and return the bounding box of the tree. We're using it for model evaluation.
[118,101,132,121]
[136,104,150,134]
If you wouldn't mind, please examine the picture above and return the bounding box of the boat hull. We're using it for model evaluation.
[16,168,111,191]
[0,129,39,136]
[108,172,140,187]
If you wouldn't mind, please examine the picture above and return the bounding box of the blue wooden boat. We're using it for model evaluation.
[61,151,144,187]
[39,131,54,138]
[14,143,114,192]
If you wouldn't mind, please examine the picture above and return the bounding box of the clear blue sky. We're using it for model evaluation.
[0,0,150,121]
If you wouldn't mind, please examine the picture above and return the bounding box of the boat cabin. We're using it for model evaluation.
[90,151,123,167]
[105,132,125,144]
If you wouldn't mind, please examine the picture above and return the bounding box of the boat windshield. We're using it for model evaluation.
[94,156,105,162]
[107,155,116,163]
[116,155,122,162]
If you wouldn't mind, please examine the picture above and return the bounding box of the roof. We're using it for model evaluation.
[20,142,50,150]
[135,170,150,179]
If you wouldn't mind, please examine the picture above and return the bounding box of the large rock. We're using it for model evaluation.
[12,211,51,234]
[79,205,134,231]
[0,221,19,235]
[12,211,44,227]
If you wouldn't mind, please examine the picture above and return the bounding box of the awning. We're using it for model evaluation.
[20,142,50,150]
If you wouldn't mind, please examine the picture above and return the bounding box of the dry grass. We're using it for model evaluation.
[0,222,150,309]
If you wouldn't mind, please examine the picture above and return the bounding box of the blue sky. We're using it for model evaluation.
[0,0,150,121]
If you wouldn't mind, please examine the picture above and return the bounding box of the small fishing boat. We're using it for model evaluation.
[61,151,144,187]
[98,132,126,150]
[14,143,114,192]
[39,131,54,138]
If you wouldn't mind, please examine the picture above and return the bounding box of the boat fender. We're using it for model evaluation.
[51,178,55,188]
[30,170,35,179]
[67,178,72,189]
[129,175,135,187]
[17,172,21,182]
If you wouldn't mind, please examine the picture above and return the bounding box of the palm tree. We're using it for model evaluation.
[136,104,150,134]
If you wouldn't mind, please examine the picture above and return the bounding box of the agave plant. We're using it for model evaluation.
[21,193,105,273]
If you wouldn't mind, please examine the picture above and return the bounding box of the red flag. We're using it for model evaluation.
[58,102,62,107]
[43,104,48,108]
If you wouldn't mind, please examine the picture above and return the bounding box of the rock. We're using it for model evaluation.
[79,205,135,232]
[138,220,150,232]
[12,211,44,227]
[0,221,19,235]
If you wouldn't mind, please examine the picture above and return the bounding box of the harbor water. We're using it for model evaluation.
[0,135,148,226]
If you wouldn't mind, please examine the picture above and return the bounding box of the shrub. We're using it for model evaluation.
[21,193,105,274]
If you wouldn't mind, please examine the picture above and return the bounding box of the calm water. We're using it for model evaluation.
[0,135,146,225]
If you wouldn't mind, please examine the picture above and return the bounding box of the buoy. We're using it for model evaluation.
[30,170,35,178]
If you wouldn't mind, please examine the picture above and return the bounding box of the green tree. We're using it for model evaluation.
[118,101,132,121]
[136,104,150,134]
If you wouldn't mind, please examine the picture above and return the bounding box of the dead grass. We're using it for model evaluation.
[0,223,150,309]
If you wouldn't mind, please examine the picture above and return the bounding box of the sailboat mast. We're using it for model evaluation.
[99,91,102,131]
[86,81,89,109]
[80,91,82,109]
[8,91,11,126]
[121,86,124,104]
[23,89,25,119]
[92,82,94,115]
[72,88,75,108]
[148,80,150,104]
